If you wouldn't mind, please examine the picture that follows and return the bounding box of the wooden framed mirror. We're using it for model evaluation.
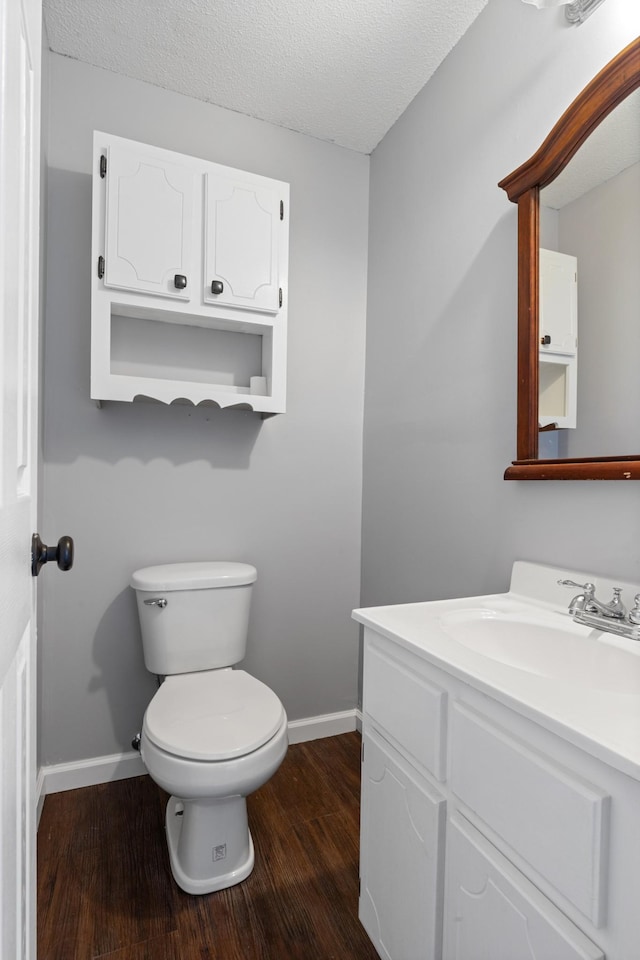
[499,37,640,480]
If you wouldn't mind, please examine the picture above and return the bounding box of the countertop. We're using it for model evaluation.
[354,560,640,781]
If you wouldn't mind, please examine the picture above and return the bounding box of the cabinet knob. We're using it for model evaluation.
[174,274,187,290]
[540,335,551,345]
[211,280,224,295]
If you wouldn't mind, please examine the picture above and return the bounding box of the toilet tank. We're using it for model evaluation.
[131,561,257,675]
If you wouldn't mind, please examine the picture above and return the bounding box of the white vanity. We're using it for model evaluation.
[353,562,640,960]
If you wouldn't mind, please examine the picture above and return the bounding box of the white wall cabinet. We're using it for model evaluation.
[359,629,640,960]
[539,248,578,429]
[91,132,289,413]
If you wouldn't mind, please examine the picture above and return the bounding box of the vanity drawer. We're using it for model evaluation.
[449,702,610,926]
[363,632,446,780]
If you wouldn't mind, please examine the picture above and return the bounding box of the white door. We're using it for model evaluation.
[0,0,42,956]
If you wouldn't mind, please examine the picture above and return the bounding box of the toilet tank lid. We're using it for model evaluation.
[131,561,257,591]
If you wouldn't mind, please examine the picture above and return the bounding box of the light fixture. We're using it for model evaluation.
[521,0,607,23]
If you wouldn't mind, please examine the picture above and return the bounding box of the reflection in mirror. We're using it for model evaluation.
[538,88,640,460]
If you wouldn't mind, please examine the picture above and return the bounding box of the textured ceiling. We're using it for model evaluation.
[42,0,488,153]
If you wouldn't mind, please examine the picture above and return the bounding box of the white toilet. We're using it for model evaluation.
[131,561,288,895]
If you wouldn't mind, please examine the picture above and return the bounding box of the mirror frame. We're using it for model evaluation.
[499,37,640,480]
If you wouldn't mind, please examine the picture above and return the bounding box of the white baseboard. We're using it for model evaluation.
[38,750,146,800]
[38,709,360,798]
[287,708,358,744]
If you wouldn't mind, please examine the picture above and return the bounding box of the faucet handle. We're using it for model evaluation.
[629,594,640,625]
[558,579,595,598]
[606,587,627,619]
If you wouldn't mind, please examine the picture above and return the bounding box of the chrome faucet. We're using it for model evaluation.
[558,579,640,640]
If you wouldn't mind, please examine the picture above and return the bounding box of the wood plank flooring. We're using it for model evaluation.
[37,732,380,960]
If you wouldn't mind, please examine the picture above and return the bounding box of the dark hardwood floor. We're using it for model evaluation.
[37,732,380,959]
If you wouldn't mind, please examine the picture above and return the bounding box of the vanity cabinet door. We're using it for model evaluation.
[444,814,605,960]
[103,142,195,301]
[204,172,282,314]
[360,728,445,960]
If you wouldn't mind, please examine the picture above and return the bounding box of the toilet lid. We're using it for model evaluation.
[143,670,285,761]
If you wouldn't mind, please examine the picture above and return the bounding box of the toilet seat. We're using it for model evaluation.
[143,670,285,762]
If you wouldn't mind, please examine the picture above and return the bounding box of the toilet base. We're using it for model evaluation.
[165,794,255,895]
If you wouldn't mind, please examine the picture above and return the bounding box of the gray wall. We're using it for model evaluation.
[362,0,640,611]
[40,54,369,765]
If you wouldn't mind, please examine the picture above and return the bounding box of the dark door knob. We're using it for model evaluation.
[31,533,74,577]
[174,274,187,289]
[211,280,224,295]
[540,334,551,345]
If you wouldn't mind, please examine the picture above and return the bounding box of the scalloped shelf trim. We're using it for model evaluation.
[133,394,259,411]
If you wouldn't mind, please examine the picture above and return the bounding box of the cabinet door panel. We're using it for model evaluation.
[105,144,194,300]
[445,815,604,960]
[360,729,445,960]
[540,248,578,356]
[450,702,609,926]
[204,174,280,313]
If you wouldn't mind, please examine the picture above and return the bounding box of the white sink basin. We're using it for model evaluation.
[438,607,640,694]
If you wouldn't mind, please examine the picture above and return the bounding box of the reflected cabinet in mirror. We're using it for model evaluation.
[499,37,640,480]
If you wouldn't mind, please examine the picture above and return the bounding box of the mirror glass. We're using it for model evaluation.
[538,88,640,460]
[500,38,640,478]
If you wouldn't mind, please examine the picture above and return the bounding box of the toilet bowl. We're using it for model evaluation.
[141,671,288,799]
[131,561,288,895]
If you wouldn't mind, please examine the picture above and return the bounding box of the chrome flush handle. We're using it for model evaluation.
[143,597,168,608]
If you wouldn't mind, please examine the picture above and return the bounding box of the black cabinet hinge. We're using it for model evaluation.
[100,155,107,179]
[278,287,283,308]
[97,255,105,279]
[280,200,284,221]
